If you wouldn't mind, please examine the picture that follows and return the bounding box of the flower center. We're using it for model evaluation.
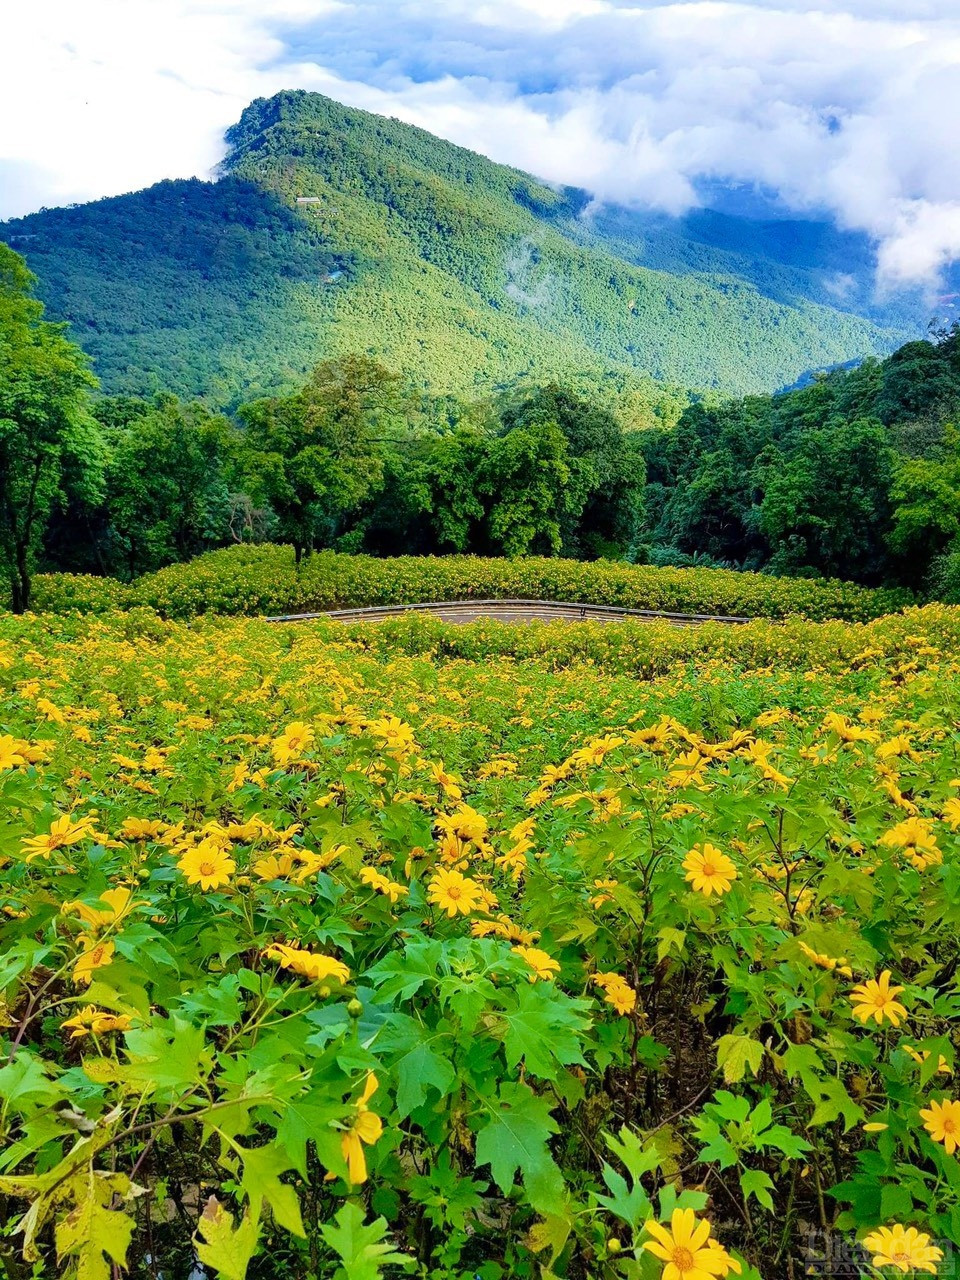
[199,861,217,876]
[891,1252,910,1264]
[671,1246,694,1272]
[943,1116,956,1135]
[447,885,462,900]
[701,862,717,877]
[90,947,104,963]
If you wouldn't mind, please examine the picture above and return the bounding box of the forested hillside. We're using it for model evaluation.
[0,91,918,407]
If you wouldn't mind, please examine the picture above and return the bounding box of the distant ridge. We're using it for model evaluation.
[0,89,926,407]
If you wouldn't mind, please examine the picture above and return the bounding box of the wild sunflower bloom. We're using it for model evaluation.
[798,941,853,978]
[340,1073,383,1184]
[919,1098,960,1154]
[22,813,99,861]
[119,818,167,842]
[642,1208,741,1280]
[426,868,485,917]
[359,867,409,903]
[593,972,638,1015]
[263,943,350,985]
[61,1006,132,1039]
[61,886,136,931]
[878,817,941,871]
[0,736,26,770]
[861,1224,943,1273]
[683,844,737,896]
[512,945,560,982]
[72,940,115,986]
[849,971,907,1027]
[271,721,315,766]
[177,841,236,890]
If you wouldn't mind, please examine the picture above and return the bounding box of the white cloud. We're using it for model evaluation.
[3,1,960,287]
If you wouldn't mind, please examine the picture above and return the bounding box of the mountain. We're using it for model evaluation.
[0,90,939,408]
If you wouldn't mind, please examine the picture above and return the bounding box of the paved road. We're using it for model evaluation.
[266,599,753,626]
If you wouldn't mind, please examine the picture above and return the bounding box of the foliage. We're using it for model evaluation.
[0,244,102,612]
[0,92,913,408]
[1,604,960,1276]
[26,545,913,623]
[638,325,960,585]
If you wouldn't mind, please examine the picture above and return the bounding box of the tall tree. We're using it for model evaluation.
[0,245,102,611]
[238,356,398,561]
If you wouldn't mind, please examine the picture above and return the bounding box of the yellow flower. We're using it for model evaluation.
[359,866,409,903]
[61,1006,132,1038]
[72,940,115,986]
[61,886,136,931]
[593,972,637,1015]
[861,1224,943,1273]
[920,1097,960,1155]
[272,721,315,766]
[177,840,236,890]
[426,868,485,917]
[942,797,960,830]
[429,760,462,800]
[119,818,167,842]
[821,712,878,744]
[798,941,853,978]
[642,1208,741,1280]
[263,943,350,986]
[683,844,737,896]
[878,817,941,871]
[666,749,709,789]
[512,945,560,982]
[0,736,26,770]
[367,716,415,755]
[340,1073,383,1183]
[22,813,99,861]
[849,971,907,1027]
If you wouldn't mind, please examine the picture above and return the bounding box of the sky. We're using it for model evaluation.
[4,0,960,287]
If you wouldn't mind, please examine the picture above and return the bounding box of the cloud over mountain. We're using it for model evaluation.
[5,0,960,286]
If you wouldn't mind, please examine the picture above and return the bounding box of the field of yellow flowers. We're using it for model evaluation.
[1,604,960,1279]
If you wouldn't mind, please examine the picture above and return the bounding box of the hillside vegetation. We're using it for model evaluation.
[0,91,912,406]
[30,546,912,623]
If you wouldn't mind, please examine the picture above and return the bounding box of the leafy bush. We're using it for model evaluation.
[29,546,914,623]
[0,609,959,1277]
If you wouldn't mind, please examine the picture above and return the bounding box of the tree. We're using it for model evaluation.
[0,245,102,611]
[104,396,239,577]
[238,356,398,561]
[887,429,960,586]
[481,418,576,557]
[756,419,894,582]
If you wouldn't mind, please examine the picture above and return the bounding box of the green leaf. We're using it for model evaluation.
[809,1077,864,1131]
[122,1018,212,1092]
[377,1014,456,1118]
[496,984,589,1081]
[237,1143,305,1237]
[716,1035,764,1084]
[194,1196,259,1280]
[55,1176,135,1280]
[319,1202,409,1280]
[475,1082,565,1215]
[739,1168,775,1211]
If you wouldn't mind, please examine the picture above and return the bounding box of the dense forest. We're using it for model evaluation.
[3,233,960,613]
[0,91,925,410]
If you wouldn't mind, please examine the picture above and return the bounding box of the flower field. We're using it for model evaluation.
[1,604,960,1279]
[29,546,913,622]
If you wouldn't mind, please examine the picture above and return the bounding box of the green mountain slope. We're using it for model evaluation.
[0,90,914,406]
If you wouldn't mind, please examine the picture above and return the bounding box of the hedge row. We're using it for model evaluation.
[29,546,913,623]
